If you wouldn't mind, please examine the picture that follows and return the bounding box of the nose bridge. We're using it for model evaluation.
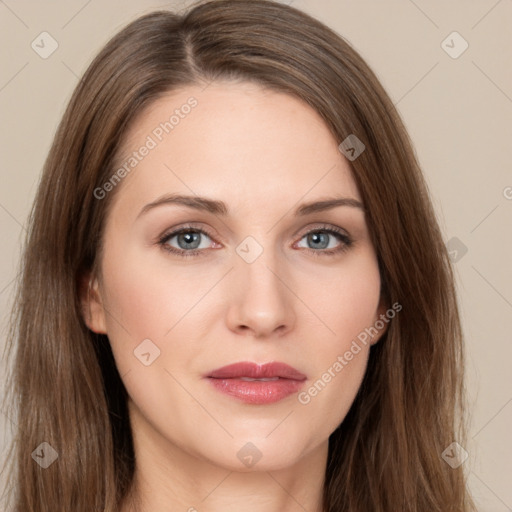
[236,233,284,302]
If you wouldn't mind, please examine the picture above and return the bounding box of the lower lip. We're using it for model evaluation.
[207,377,305,404]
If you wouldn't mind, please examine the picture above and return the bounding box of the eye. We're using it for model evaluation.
[158,225,216,258]
[295,225,353,256]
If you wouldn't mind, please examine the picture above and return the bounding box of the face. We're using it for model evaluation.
[83,80,388,474]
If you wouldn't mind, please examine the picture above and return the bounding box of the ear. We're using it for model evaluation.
[369,296,390,346]
[78,271,107,334]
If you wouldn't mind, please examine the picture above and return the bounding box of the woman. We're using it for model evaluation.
[2,0,477,510]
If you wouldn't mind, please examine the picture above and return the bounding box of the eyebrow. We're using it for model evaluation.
[137,193,365,219]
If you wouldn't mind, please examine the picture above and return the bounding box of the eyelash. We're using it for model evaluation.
[157,223,353,258]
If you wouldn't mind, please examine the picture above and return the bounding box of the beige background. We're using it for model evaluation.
[1,0,511,510]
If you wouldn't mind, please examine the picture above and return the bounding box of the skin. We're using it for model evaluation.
[82,80,389,512]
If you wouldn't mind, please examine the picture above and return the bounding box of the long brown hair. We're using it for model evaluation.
[2,0,476,510]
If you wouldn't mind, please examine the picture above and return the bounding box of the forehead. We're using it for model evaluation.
[109,80,361,217]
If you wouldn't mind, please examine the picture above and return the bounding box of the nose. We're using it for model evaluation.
[225,247,296,339]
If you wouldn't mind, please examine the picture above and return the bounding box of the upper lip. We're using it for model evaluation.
[207,361,307,380]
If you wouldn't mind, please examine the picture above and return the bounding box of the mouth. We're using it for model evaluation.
[205,361,307,405]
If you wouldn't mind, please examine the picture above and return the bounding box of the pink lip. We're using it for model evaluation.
[206,361,307,405]
[208,361,307,380]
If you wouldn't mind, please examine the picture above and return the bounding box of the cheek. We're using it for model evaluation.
[294,252,380,428]
[303,250,382,345]
[98,238,224,382]
[98,240,184,369]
